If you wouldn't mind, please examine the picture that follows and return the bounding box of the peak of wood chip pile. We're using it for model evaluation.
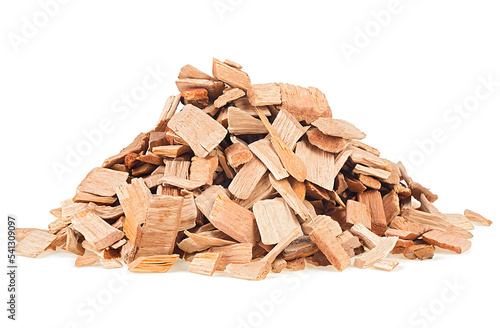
[15,58,492,279]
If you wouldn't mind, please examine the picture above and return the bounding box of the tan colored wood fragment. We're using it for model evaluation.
[358,190,387,236]
[72,212,124,250]
[271,255,287,273]
[350,223,382,249]
[372,260,399,271]
[15,228,47,242]
[350,140,380,156]
[302,215,342,236]
[128,254,179,273]
[73,192,117,205]
[354,236,398,269]
[309,225,351,271]
[247,83,281,106]
[271,109,308,150]
[282,236,319,260]
[102,132,149,167]
[214,88,245,108]
[190,155,218,185]
[194,185,230,219]
[225,142,253,168]
[269,175,314,222]
[345,176,367,193]
[421,230,471,254]
[131,162,157,177]
[403,244,435,260]
[249,139,289,180]
[385,228,420,240]
[227,107,268,135]
[159,176,205,190]
[383,190,400,224]
[234,97,271,117]
[152,145,191,158]
[253,198,302,245]
[390,216,429,236]
[209,243,253,270]
[420,194,440,214]
[181,88,209,108]
[212,58,251,90]
[295,140,337,191]
[358,175,381,190]
[75,254,98,267]
[306,127,349,153]
[137,152,164,166]
[237,173,276,209]
[228,156,267,200]
[87,203,124,220]
[312,118,365,140]
[189,253,222,276]
[305,181,330,200]
[185,230,236,248]
[179,195,197,230]
[346,200,372,229]
[286,258,306,271]
[223,59,242,69]
[168,104,227,158]
[178,64,215,81]
[77,167,129,197]
[348,147,392,171]
[444,214,474,230]
[277,83,332,124]
[15,230,57,258]
[353,164,391,180]
[100,258,123,269]
[209,194,259,244]
[66,226,85,256]
[464,209,492,226]
[176,78,225,101]
[410,182,438,203]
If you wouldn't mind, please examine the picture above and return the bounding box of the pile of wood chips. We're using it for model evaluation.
[15,58,493,279]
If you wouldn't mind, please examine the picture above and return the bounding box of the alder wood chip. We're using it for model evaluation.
[15,230,57,258]
[87,203,124,220]
[223,59,242,69]
[348,147,392,171]
[372,260,399,271]
[179,195,198,230]
[190,155,218,185]
[277,83,332,124]
[253,198,302,245]
[137,152,164,166]
[168,104,227,158]
[195,185,230,218]
[286,257,306,271]
[309,225,351,271]
[353,164,391,180]
[185,230,236,248]
[212,58,251,91]
[225,142,253,168]
[403,244,435,260]
[189,253,222,276]
[282,236,319,261]
[421,230,471,254]
[358,175,381,190]
[345,176,367,193]
[350,140,380,156]
[234,97,271,117]
[238,173,276,209]
[178,64,215,81]
[271,109,308,150]
[75,254,98,267]
[306,127,349,153]
[214,88,245,108]
[131,163,157,177]
[410,182,438,203]
[385,228,420,240]
[152,145,191,158]
[350,223,382,250]
[102,132,149,168]
[464,209,492,226]
[269,175,314,222]
[209,243,253,270]
[72,212,124,250]
[302,215,342,236]
[66,226,85,256]
[100,258,123,269]
[229,156,267,200]
[295,140,336,191]
[73,192,117,205]
[176,78,225,101]
[271,255,287,273]
[383,190,400,224]
[249,139,289,180]
[227,107,268,135]
[15,228,47,242]
[346,200,372,229]
[127,254,179,273]
[444,214,474,230]
[77,167,129,197]
[312,118,366,140]
[353,236,398,269]
[358,190,387,236]
[181,88,209,108]
[247,83,282,106]
[159,176,205,190]
[420,194,440,214]
[209,194,259,244]
[389,216,429,236]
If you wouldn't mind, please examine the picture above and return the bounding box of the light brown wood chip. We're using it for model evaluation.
[71,212,124,250]
[277,83,332,124]
[295,140,337,191]
[128,255,179,273]
[312,118,366,140]
[77,167,129,197]
[253,198,302,245]
[464,209,492,226]
[189,253,222,276]
[75,254,99,267]
[353,236,398,269]
[247,83,282,106]
[421,230,471,254]
[15,230,56,258]
[309,225,351,271]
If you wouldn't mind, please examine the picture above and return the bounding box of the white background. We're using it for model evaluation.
[1,1,499,328]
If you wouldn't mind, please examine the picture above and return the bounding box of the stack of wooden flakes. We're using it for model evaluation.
[15,58,493,280]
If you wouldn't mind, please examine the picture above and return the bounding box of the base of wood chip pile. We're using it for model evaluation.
[15,59,493,280]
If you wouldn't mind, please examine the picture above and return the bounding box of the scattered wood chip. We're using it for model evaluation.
[15,230,57,258]
[189,253,222,276]
[464,209,492,226]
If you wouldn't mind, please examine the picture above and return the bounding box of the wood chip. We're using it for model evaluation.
[253,198,302,245]
[353,236,398,269]
[312,118,366,140]
[212,58,251,91]
[128,255,179,273]
[464,209,492,226]
[421,230,471,254]
[247,83,281,106]
[309,225,351,271]
[77,167,129,197]
[189,253,222,276]
[71,212,124,250]
[277,83,332,124]
[15,230,56,258]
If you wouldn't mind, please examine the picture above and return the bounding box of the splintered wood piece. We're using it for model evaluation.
[444,214,474,230]
[277,83,332,124]
[312,118,366,140]
[214,88,245,108]
[72,212,124,250]
[102,132,149,167]
[179,195,197,230]
[228,156,267,200]
[195,185,230,218]
[178,64,215,81]
[223,59,242,69]
[358,190,387,236]
[152,145,191,158]
[390,216,429,236]
[350,223,382,249]
[15,228,47,242]
[255,106,307,182]
[60,198,89,218]
[353,164,391,180]
[353,236,398,269]
[138,152,164,166]
[421,230,471,254]
[212,58,251,90]
[249,139,289,180]
[75,254,98,267]
[209,194,259,244]
[87,203,124,220]
[15,230,57,258]
[269,175,314,222]
[333,149,353,177]
[77,167,129,197]
[286,258,306,271]
[66,227,85,256]
[100,258,123,269]
[227,107,268,135]
[410,182,438,203]
[131,163,157,177]
[149,131,168,150]
[164,159,191,179]
[305,181,330,200]
[306,127,350,153]
[291,179,307,201]
[184,230,236,249]
[385,228,420,240]
[282,236,319,260]
[247,83,281,106]
[383,191,400,224]
[309,225,351,271]
[73,192,117,205]
[234,97,272,117]
[181,88,209,108]
[346,200,372,229]
[128,255,179,273]
[337,231,362,257]
[464,209,492,226]
[238,173,275,209]
[225,142,253,168]
[253,198,302,245]
[372,260,399,271]
[302,215,342,236]
[271,255,287,273]
[345,176,367,193]
[189,253,222,276]
[358,175,381,190]
[348,147,392,171]
[403,244,435,260]
[168,104,227,158]
[350,140,380,156]
[295,140,336,191]
[190,155,218,185]
[159,176,205,190]
[420,194,440,214]
[401,209,451,231]
[209,243,253,270]
[271,109,308,150]
[176,78,225,101]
